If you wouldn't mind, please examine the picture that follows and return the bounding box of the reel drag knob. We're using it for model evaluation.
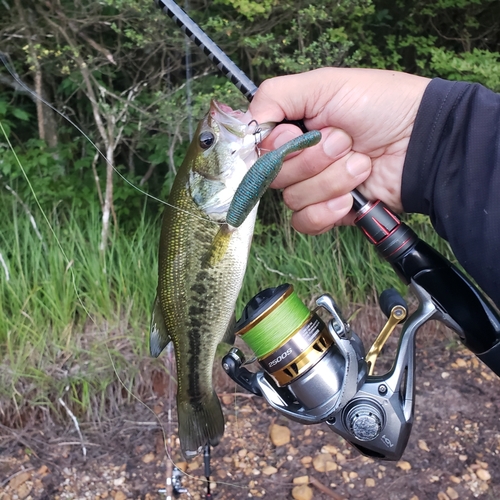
[345,401,384,442]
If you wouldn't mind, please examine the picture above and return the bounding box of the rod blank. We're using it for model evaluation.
[157,0,257,100]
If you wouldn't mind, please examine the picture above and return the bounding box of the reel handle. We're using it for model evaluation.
[379,288,408,319]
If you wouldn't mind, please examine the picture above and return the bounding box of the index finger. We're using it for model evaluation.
[249,69,342,126]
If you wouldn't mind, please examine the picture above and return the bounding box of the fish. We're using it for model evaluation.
[149,100,274,458]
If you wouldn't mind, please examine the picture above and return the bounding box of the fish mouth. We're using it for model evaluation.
[210,100,274,143]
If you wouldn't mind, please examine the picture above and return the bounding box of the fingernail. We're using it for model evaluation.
[346,153,370,177]
[322,129,351,158]
[273,130,300,149]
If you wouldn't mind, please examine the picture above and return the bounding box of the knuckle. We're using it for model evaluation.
[301,206,328,232]
[282,187,300,211]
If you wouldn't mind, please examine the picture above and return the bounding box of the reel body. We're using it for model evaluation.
[223,282,442,460]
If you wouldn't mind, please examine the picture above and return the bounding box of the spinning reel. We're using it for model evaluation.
[223,200,500,461]
[224,282,420,460]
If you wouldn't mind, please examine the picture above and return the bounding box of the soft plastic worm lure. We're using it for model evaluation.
[226,130,322,228]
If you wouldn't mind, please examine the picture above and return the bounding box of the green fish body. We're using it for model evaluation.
[150,101,273,458]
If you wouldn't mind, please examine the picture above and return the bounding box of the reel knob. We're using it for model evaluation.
[345,402,383,441]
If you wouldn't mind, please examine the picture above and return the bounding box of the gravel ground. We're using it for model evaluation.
[2,310,500,500]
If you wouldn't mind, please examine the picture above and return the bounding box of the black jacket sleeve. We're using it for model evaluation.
[402,78,500,307]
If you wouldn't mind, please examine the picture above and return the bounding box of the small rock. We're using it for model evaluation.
[458,454,468,461]
[291,484,313,500]
[349,471,358,479]
[37,465,49,476]
[418,440,430,452]
[320,445,338,454]
[397,460,411,471]
[141,453,155,464]
[293,476,309,485]
[113,477,125,487]
[449,476,461,484]
[476,469,491,481]
[437,492,450,500]
[300,456,312,465]
[365,478,376,487]
[9,471,31,489]
[221,395,233,405]
[270,424,291,446]
[446,487,459,500]
[262,466,278,476]
[441,371,450,379]
[176,462,188,472]
[312,453,337,473]
[187,460,201,472]
[409,496,419,500]
[16,483,31,498]
[456,358,467,367]
[114,492,127,500]
[216,469,226,479]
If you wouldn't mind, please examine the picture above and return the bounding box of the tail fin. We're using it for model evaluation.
[177,391,225,459]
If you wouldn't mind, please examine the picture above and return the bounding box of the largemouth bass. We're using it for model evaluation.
[149,100,273,458]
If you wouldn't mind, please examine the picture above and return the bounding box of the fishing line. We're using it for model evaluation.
[0,121,95,324]
[0,53,221,226]
[1,56,263,496]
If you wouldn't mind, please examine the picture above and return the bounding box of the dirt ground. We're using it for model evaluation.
[2,307,500,500]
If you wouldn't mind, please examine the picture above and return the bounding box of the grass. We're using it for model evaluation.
[0,195,457,426]
[0,199,161,424]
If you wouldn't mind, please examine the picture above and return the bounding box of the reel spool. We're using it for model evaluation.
[236,284,335,385]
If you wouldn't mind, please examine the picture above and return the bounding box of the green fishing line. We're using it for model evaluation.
[241,290,310,358]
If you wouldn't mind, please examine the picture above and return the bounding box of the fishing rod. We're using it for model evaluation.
[156,0,500,462]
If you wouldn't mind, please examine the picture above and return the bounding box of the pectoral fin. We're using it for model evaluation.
[149,294,171,357]
[206,225,233,267]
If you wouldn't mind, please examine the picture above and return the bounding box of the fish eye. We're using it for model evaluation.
[199,131,215,150]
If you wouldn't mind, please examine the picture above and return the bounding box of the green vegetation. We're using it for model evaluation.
[1,0,498,421]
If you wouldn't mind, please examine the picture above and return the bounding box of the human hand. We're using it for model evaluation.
[248,68,431,234]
